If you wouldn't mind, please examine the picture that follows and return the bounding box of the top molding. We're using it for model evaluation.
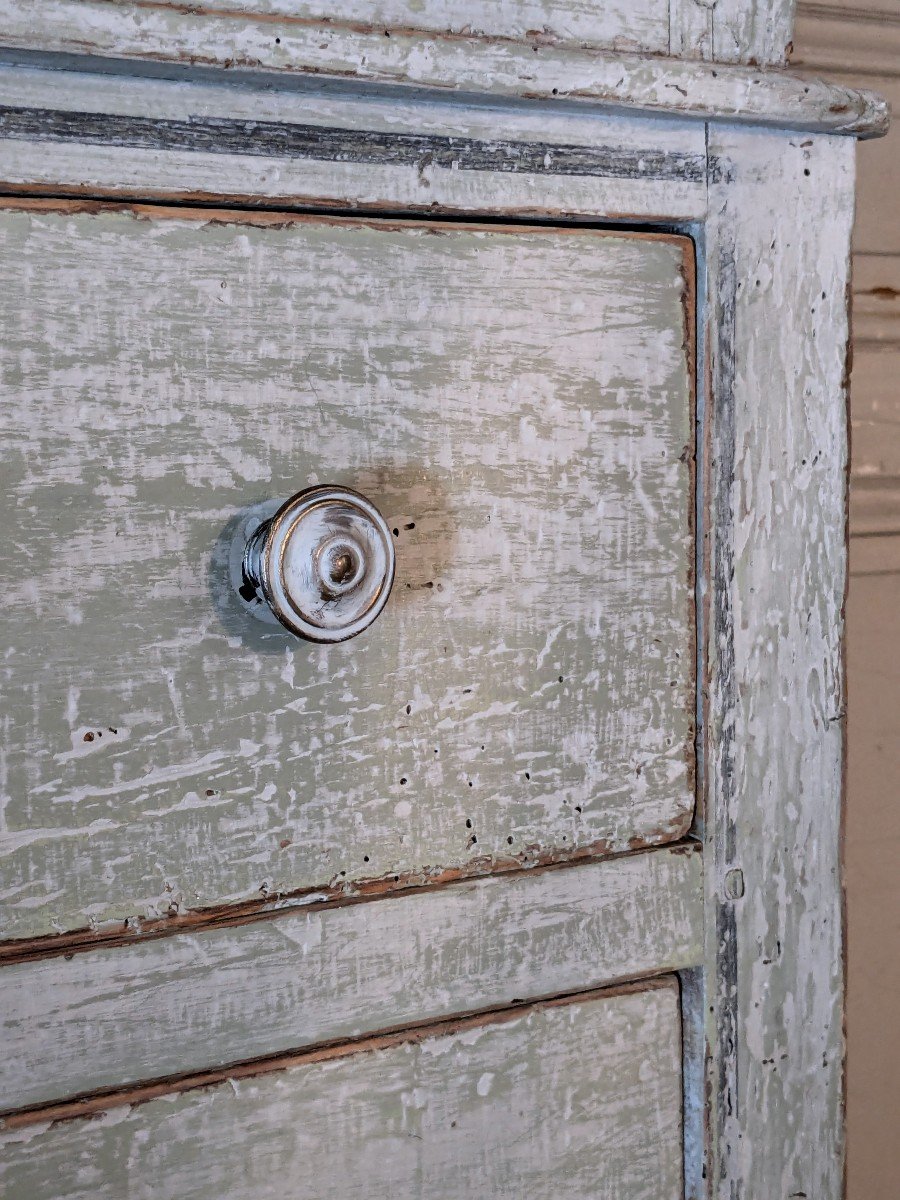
[0,0,888,139]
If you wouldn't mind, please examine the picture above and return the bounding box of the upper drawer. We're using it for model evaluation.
[0,205,695,940]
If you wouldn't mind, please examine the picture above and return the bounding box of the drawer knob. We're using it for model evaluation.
[241,485,395,643]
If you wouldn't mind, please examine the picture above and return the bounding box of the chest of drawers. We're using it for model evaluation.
[0,4,887,1197]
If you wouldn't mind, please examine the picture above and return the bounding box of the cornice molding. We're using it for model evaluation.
[0,2,888,138]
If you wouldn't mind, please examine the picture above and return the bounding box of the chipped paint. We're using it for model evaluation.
[703,129,854,1199]
[0,842,702,1110]
[0,206,695,940]
[0,981,684,1200]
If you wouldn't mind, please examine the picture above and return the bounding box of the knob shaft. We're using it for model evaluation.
[242,485,395,643]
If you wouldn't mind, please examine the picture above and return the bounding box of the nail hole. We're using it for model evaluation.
[725,868,745,900]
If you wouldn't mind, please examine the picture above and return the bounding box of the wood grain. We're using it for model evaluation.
[0,980,685,1200]
[0,206,695,941]
[0,842,701,1111]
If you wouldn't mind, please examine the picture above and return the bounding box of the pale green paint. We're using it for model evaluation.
[0,982,684,1200]
[1,843,702,1109]
[0,209,693,938]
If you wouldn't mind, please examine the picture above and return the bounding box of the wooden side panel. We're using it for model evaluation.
[1,843,701,1110]
[0,208,695,941]
[704,129,854,1198]
[0,981,685,1200]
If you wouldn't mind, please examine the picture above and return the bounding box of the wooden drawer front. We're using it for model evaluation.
[0,204,695,940]
[1,844,701,1110]
[0,979,684,1200]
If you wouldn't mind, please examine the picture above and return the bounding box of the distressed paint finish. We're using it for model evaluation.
[670,0,794,64]
[0,0,675,61]
[0,6,887,137]
[0,207,695,940]
[703,129,854,1197]
[0,0,796,67]
[0,76,711,222]
[0,9,876,1192]
[0,65,710,222]
[1,843,701,1110]
[0,0,810,72]
[0,981,684,1200]
[712,0,797,63]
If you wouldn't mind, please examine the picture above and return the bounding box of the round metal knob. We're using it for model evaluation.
[241,485,395,643]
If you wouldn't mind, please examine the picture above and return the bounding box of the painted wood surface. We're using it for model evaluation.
[0,206,695,942]
[702,128,854,1198]
[711,0,797,63]
[0,64,710,222]
[0,980,684,1200]
[0,4,886,137]
[1,843,701,1111]
[0,0,674,62]
[0,0,797,66]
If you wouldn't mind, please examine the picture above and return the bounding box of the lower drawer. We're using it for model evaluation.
[1,979,683,1200]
